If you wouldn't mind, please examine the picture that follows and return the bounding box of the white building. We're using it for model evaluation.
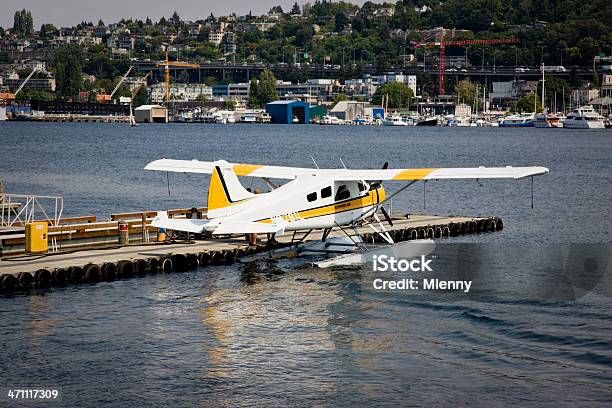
[208,31,224,45]
[149,83,213,103]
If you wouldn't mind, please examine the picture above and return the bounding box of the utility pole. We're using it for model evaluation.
[481,49,485,72]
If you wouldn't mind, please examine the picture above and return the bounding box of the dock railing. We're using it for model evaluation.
[0,193,64,227]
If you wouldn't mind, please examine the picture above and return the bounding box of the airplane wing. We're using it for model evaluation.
[145,159,548,181]
[333,166,549,181]
[145,159,320,179]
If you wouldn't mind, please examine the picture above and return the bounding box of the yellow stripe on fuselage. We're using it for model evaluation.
[392,168,437,180]
[257,187,383,223]
[232,164,264,176]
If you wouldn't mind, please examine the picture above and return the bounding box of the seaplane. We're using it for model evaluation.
[144,159,548,267]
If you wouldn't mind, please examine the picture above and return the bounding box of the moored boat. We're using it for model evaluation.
[499,113,534,127]
[534,112,563,128]
[561,106,605,129]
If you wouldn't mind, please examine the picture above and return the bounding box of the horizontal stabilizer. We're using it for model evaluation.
[212,220,283,235]
[151,211,210,233]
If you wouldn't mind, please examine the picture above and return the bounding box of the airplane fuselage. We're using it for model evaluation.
[208,178,385,232]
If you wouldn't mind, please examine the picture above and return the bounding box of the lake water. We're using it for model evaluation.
[0,122,610,406]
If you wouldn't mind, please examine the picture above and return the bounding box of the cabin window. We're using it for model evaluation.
[357,182,366,192]
[321,186,332,198]
[335,185,350,201]
[307,192,317,202]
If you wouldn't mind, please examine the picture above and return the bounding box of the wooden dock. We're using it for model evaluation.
[0,212,502,292]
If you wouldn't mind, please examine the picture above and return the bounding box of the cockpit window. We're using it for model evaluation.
[335,185,350,201]
[321,186,332,198]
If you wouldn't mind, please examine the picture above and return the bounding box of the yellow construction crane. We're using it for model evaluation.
[156,51,198,104]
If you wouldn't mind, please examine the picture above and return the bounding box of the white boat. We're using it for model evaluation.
[499,113,535,127]
[382,115,408,126]
[239,113,257,123]
[562,106,605,129]
[452,116,471,127]
[215,110,236,124]
[257,112,271,123]
[319,114,341,125]
[534,112,563,128]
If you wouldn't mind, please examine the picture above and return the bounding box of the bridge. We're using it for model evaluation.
[132,60,606,84]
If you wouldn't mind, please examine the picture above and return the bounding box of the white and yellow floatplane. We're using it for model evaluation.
[144,159,548,267]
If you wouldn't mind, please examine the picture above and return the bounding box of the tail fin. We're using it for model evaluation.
[207,160,255,218]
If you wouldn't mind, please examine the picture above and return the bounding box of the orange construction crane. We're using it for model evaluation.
[96,66,133,103]
[413,34,519,95]
[0,68,40,102]
[156,51,199,104]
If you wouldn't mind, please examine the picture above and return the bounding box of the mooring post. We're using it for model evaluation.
[118,220,129,246]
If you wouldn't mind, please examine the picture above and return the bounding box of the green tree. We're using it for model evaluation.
[248,79,260,107]
[373,82,414,109]
[224,99,236,110]
[13,9,34,37]
[39,23,57,38]
[249,69,278,107]
[454,79,479,107]
[133,86,149,107]
[170,11,181,26]
[291,2,301,15]
[512,92,542,113]
[54,45,83,98]
[334,12,348,32]
[333,93,349,103]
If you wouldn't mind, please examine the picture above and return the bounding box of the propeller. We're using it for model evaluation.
[369,161,388,189]
[370,161,393,227]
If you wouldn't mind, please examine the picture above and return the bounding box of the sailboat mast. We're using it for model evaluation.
[541,63,545,113]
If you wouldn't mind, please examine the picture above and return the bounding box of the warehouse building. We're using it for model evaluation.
[134,105,168,123]
[265,100,310,124]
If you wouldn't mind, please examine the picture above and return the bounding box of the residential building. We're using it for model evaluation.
[208,30,224,46]
[149,83,213,103]
[4,77,56,92]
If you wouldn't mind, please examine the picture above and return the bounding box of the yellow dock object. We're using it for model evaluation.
[25,222,48,253]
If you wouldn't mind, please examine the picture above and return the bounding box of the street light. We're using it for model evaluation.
[540,46,546,65]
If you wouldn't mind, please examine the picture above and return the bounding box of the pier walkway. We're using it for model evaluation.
[0,214,502,291]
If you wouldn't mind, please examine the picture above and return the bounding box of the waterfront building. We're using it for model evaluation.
[149,83,213,103]
[212,83,250,100]
[265,100,310,124]
[134,104,168,123]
